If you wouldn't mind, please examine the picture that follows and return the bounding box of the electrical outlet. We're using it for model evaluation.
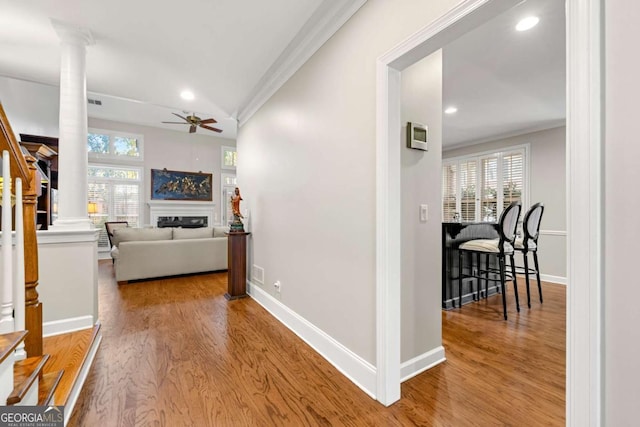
[274,281,281,293]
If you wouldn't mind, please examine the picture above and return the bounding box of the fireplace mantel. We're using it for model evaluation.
[148,200,216,227]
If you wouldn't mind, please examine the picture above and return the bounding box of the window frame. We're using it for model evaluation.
[88,127,144,162]
[220,173,237,226]
[221,145,237,171]
[442,143,530,222]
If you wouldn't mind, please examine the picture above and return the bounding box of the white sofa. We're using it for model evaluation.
[111,226,228,284]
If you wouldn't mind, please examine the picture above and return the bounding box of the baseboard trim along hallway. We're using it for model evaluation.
[248,281,377,399]
[400,346,446,383]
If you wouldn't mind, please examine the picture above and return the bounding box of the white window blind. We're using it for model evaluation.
[88,165,142,250]
[442,164,457,221]
[442,146,527,222]
[481,156,498,222]
[459,160,476,222]
[502,151,524,210]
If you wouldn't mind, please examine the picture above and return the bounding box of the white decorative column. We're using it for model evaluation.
[51,20,94,230]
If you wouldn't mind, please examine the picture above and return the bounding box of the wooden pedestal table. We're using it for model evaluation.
[225,232,250,300]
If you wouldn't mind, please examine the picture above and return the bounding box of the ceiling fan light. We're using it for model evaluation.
[180,90,195,100]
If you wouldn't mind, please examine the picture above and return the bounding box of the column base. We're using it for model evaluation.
[51,218,94,230]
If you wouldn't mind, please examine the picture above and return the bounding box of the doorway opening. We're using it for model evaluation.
[375,1,603,424]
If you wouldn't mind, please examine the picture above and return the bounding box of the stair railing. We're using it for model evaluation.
[0,103,42,357]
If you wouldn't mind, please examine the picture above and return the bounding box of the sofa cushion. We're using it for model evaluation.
[173,227,214,240]
[112,227,173,247]
[213,226,228,238]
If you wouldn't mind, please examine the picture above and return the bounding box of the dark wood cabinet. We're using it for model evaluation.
[20,135,58,230]
[225,232,250,300]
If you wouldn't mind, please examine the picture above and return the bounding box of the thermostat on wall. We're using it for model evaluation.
[407,122,428,151]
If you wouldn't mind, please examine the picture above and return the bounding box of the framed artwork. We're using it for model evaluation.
[150,168,213,201]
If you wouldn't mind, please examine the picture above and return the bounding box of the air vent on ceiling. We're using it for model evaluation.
[87,98,102,106]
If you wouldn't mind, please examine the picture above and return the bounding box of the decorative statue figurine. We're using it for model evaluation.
[229,187,245,233]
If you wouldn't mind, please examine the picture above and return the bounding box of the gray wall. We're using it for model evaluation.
[604,0,640,423]
[444,126,567,281]
[237,0,459,364]
[400,51,443,362]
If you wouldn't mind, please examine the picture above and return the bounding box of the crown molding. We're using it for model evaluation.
[237,0,367,126]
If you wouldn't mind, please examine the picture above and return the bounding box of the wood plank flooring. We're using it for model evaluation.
[68,261,565,426]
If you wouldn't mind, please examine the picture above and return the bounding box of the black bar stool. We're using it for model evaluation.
[458,201,522,320]
[515,202,545,308]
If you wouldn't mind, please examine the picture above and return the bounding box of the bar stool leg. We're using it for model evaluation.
[523,251,532,308]
[498,256,508,320]
[458,250,464,309]
[510,254,520,312]
[533,251,543,303]
[484,253,490,298]
[468,252,475,301]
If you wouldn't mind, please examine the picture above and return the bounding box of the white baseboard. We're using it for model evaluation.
[43,315,94,337]
[540,274,567,285]
[400,346,446,382]
[247,281,377,399]
[64,329,102,426]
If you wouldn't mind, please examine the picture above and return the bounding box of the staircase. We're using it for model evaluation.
[0,331,63,407]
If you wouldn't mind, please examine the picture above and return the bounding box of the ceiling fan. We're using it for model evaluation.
[162,113,222,134]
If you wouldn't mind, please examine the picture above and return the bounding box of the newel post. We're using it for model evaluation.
[23,154,42,356]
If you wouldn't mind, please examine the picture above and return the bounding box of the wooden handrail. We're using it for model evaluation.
[0,102,42,357]
[0,104,30,185]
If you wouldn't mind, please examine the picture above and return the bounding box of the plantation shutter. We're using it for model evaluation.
[113,184,140,225]
[88,182,110,248]
[480,156,499,222]
[459,160,476,221]
[502,151,524,209]
[88,165,142,250]
[442,163,457,221]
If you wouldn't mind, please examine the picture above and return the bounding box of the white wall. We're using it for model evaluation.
[37,231,99,334]
[0,77,60,137]
[604,0,640,423]
[238,0,459,370]
[88,118,234,226]
[400,51,443,363]
[444,126,567,281]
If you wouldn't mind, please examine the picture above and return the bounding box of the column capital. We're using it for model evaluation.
[51,19,94,46]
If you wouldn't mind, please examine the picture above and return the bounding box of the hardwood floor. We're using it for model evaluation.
[69,261,564,426]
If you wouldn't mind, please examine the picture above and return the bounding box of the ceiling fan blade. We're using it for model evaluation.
[189,124,197,133]
[172,112,189,122]
[200,124,223,133]
[199,118,218,125]
[162,121,190,124]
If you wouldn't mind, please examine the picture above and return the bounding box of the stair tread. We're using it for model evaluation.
[7,354,50,405]
[0,331,28,365]
[39,370,64,406]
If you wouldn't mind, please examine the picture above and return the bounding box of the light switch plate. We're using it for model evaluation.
[420,204,428,222]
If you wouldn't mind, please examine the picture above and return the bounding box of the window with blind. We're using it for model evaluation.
[459,160,477,221]
[88,165,142,250]
[442,146,527,222]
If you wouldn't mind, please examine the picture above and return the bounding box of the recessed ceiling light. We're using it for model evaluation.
[516,16,539,32]
[444,106,458,114]
[180,90,195,101]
